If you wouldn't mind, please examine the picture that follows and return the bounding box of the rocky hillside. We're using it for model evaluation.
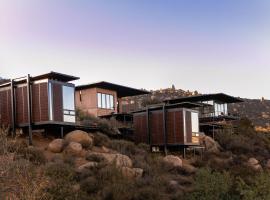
[123,86,270,129]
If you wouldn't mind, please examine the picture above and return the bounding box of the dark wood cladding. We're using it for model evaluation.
[52,83,63,122]
[16,86,28,124]
[32,83,49,122]
[167,110,184,144]
[150,111,164,145]
[134,108,195,146]
[0,89,12,125]
[133,113,148,143]
[185,111,192,143]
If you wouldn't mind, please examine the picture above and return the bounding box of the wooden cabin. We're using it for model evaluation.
[133,102,203,152]
[75,81,149,117]
[0,72,79,143]
[164,93,244,137]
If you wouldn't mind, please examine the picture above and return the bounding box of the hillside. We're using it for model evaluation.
[123,86,270,129]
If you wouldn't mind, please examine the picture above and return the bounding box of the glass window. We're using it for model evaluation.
[97,93,115,109]
[191,112,199,133]
[106,94,110,109]
[110,95,114,109]
[98,93,102,108]
[48,82,53,121]
[102,94,106,109]
[62,86,75,123]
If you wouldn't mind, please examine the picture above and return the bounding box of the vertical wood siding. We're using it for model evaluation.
[52,83,63,122]
[0,89,12,125]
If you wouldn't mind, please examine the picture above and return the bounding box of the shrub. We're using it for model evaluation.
[185,168,233,200]
[15,146,46,165]
[86,153,105,163]
[93,132,111,147]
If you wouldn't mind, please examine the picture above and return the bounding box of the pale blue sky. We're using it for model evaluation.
[0,0,270,99]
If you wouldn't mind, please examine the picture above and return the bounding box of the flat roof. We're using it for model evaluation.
[133,102,201,113]
[76,81,149,98]
[32,71,79,82]
[164,93,243,104]
[0,71,79,88]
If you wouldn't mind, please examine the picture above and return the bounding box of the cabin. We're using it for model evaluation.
[75,81,149,117]
[133,102,203,153]
[0,72,80,143]
[164,93,244,137]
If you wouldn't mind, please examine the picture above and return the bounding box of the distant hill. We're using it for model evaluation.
[122,86,270,129]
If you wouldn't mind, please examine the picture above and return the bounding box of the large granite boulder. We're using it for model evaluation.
[65,130,93,148]
[48,139,64,153]
[65,142,83,156]
[163,155,183,167]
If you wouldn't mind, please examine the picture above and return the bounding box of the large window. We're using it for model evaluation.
[97,93,114,109]
[214,102,228,116]
[191,112,199,133]
[63,86,75,122]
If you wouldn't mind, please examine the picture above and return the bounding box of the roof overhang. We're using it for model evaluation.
[32,71,79,82]
[164,93,243,104]
[76,81,149,98]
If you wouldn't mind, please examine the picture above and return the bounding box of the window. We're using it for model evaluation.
[62,86,75,122]
[191,112,199,133]
[214,102,228,116]
[48,82,53,121]
[97,93,114,109]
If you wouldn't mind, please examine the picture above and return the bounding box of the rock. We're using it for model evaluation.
[115,154,133,168]
[65,142,82,156]
[76,162,98,173]
[200,136,221,153]
[86,152,133,168]
[248,158,259,166]
[266,160,270,169]
[121,167,143,179]
[72,184,80,192]
[163,155,183,167]
[65,130,93,148]
[182,163,197,174]
[48,139,64,153]
[247,158,263,172]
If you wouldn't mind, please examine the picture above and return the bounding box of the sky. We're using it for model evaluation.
[0,0,270,99]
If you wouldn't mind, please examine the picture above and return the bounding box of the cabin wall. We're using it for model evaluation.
[75,88,118,117]
[0,88,12,126]
[133,108,198,146]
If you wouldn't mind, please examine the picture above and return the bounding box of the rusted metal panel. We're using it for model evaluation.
[174,110,184,143]
[52,83,63,122]
[150,111,164,145]
[185,111,192,143]
[32,83,49,122]
[15,86,28,124]
[0,89,12,125]
[133,113,148,143]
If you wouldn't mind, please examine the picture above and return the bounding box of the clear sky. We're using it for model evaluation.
[0,0,270,99]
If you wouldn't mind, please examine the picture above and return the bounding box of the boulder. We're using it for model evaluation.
[65,142,83,156]
[247,158,263,172]
[163,155,183,167]
[266,160,270,169]
[76,162,98,173]
[48,139,64,153]
[182,163,197,174]
[65,130,93,148]
[200,136,221,153]
[115,154,133,168]
[248,158,259,166]
[121,167,143,179]
[86,152,133,168]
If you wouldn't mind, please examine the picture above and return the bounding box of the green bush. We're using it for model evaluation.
[185,168,233,200]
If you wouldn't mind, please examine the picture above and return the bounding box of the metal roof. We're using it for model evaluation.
[132,102,202,113]
[32,71,79,82]
[164,93,243,104]
[76,81,149,98]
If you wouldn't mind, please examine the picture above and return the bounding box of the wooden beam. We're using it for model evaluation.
[27,74,33,145]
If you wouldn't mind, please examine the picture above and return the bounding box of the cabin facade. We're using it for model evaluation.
[133,103,202,152]
[75,82,149,117]
[164,93,244,136]
[0,72,79,143]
